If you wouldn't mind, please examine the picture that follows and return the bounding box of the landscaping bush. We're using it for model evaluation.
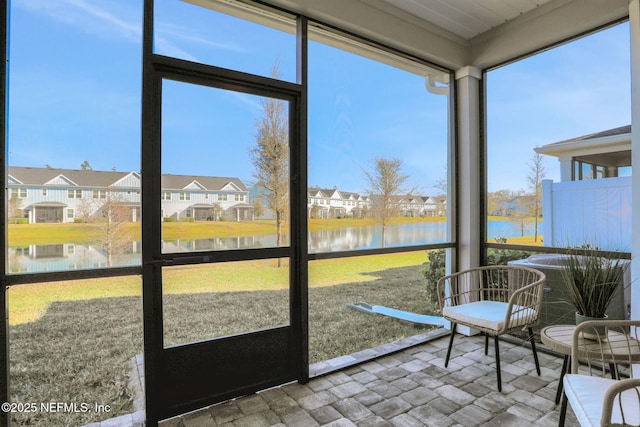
[178,217,194,222]
[163,216,177,222]
[422,250,445,306]
[8,218,28,224]
[485,237,531,265]
[422,241,533,306]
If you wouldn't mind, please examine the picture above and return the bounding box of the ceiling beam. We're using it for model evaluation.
[469,0,629,70]
[257,0,468,70]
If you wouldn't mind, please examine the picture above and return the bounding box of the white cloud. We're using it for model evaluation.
[17,0,249,65]
[18,0,141,43]
[155,22,246,54]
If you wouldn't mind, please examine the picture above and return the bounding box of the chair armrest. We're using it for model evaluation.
[501,280,544,331]
[436,274,451,311]
[570,320,640,374]
[600,378,640,426]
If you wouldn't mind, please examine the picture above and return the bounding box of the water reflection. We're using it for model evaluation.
[8,220,540,273]
[9,244,141,273]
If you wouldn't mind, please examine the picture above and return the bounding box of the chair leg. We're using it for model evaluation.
[554,355,568,404]
[494,335,502,392]
[609,363,618,379]
[558,392,568,427]
[445,323,456,367]
[528,327,541,376]
[484,333,489,355]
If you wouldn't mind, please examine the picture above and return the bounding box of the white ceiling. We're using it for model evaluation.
[205,0,629,69]
[380,0,555,40]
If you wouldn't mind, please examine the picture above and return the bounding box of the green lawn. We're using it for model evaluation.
[8,251,435,427]
[5,217,541,426]
[7,217,449,246]
[8,220,280,246]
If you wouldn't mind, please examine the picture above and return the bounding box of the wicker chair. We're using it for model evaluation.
[560,320,640,427]
[437,265,546,391]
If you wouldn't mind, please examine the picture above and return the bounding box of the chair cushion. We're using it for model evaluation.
[442,301,536,332]
[564,375,640,427]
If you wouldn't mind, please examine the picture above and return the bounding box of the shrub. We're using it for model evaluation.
[422,242,532,306]
[484,239,531,266]
[8,218,28,224]
[422,249,446,306]
[163,217,177,222]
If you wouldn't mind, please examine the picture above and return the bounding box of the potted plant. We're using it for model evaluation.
[560,245,627,338]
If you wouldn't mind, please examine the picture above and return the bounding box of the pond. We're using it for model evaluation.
[8,219,541,273]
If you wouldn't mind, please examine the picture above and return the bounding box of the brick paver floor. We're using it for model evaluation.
[88,333,580,426]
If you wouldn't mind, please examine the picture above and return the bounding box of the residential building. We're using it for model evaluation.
[8,166,252,223]
[306,187,370,219]
[536,125,632,251]
[494,195,535,217]
[9,167,444,225]
[536,125,631,182]
[3,2,640,427]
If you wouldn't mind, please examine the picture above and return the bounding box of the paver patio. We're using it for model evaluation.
[88,331,580,426]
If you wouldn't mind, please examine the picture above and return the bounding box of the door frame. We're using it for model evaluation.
[141,4,308,424]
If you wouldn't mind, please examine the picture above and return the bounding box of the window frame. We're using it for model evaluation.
[67,189,83,199]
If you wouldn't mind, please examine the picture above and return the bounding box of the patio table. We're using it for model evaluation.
[540,324,640,404]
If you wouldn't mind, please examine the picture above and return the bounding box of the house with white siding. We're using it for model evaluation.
[305,187,445,219]
[535,125,632,251]
[8,166,252,223]
[307,187,371,219]
[9,166,447,224]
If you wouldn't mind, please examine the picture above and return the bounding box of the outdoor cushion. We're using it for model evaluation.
[564,374,640,427]
[443,300,536,332]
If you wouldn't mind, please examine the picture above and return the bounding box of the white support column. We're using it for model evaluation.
[541,179,554,247]
[456,66,482,272]
[558,156,573,181]
[629,0,640,326]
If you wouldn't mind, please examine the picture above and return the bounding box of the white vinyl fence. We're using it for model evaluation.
[541,176,631,252]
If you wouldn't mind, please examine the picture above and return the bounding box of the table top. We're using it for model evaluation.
[541,324,640,360]
[540,324,578,355]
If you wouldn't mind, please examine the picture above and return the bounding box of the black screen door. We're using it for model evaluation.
[141,62,306,424]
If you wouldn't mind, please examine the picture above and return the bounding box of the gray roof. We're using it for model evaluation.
[8,167,247,192]
[161,174,247,192]
[550,125,631,146]
[9,167,132,187]
[29,201,68,207]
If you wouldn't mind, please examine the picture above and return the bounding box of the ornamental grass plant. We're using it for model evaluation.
[560,246,627,318]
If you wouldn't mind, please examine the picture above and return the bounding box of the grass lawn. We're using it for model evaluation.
[8,220,279,246]
[8,251,434,427]
[5,218,544,426]
[8,217,451,246]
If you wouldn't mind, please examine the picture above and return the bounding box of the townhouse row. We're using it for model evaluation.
[7,167,445,224]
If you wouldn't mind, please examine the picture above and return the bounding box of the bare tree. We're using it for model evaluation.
[527,151,546,242]
[250,64,289,263]
[488,188,520,216]
[433,163,448,196]
[252,198,264,219]
[363,157,413,247]
[75,197,95,222]
[93,192,134,267]
[8,192,22,220]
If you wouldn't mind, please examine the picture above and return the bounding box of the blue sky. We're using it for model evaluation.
[487,22,631,192]
[7,0,631,195]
